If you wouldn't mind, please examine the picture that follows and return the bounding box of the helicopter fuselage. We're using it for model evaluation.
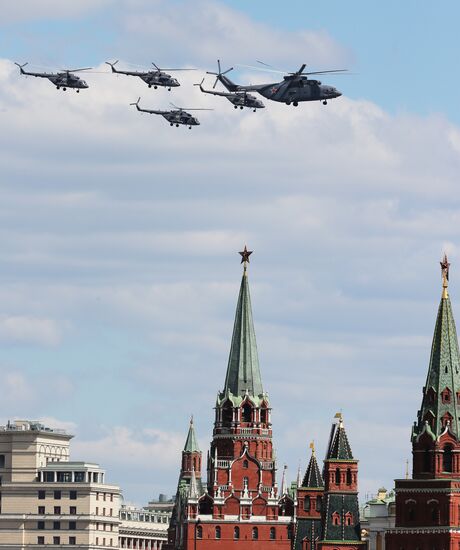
[163,111,199,126]
[48,73,89,89]
[249,78,341,104]
[141,72,180,89]
[228,93,264,109]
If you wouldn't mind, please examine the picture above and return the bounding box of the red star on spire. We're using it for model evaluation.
[239,245,253,265]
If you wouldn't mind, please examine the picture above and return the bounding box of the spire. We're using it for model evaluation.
[326,413,354,460]
[302,442,324,488]
[183,416,200,452]
[223,248,264,398]
[280,464,287,495]
[416,255,460,438]
[296,462,302,488]
[188,467,199,499]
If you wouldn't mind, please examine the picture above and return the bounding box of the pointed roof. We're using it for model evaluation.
[223,267,264,398]
[326,415,354,460]
[183,417,200,453]
[302,447,324,488]
[416,256,460,438]
[188,467,199,499]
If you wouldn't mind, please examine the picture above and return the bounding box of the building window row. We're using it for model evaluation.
[38,490,77,500]
[37,535,76,545]
[38,505,77,515]
[197,525,281,540]
[96,492,114,502]
[95,506,114,516]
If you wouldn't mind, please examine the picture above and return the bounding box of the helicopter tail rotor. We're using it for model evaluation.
[206,59,234,89]
[14,62,28,74]
[105,60,119,72]
[130,97,141,108]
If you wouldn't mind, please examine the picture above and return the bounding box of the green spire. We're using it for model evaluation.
[326,414,354,460]
[223,260,264,398]
[416,255,460,438]
[302,444,324,488]
[183,417,200,452]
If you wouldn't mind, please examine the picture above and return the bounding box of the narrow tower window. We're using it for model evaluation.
[215,526,221,540]
[443,445,453,472]
[252,527,258,540]
[346,468,352,485]
[270,527,276,540]
[303,496,311,512]
[196,525,202,539]
[242,403,252,422]
[316,496,322,512]
[335,468,341,485]
[234,527,240,540]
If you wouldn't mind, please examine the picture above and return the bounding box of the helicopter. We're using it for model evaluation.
[212,59,346,106]
[195,65,264,112]
[106,61,194,91]
[130,98,211,129]
[14,63,90,91]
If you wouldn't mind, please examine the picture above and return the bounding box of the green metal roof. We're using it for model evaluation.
[302,451,324,488]
[326,421,354,461]
[415,287,460,439]
[183,418,200,453]
[222,271,264,398]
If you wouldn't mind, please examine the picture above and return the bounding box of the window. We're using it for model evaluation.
[0,455,5,468]
[74,472,84,483]
[38,506,45,515]
[215,526,221,540]
[335,468,341,485]
[270,527,276,540]
[69,521,76,530]
[96,507,99,516]
[332,512,341,526]
[431,506,440,525]
[287,525,293,540]
[38,521,45,530]
[37,536,45,545]
[304,496,311,511]
[316,496,322,512]
[222,403,233,424]
[38,490,46,500]
[346,468,352,486]
[261,409,268,423]
[252,527,258,540]
[53,521,60,530]
[444,445,453,473]
[69,537,76,545]
[243,459,249,469]
[234,526,240,540]
[242,403,252,422]
[196,525,202,539]
[345,512,353,526]
[70,506,77,515]
[54,491,61,500]
[53,536,60,545]
[57,472,72,483]
[54,506,61,515]
[44,472,54,482]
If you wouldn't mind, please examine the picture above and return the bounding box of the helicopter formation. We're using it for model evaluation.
[14,58,346,129]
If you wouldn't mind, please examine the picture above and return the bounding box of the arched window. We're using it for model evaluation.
[332,512,341,526]
[346,468,352,485]
[424,448,431,472]
[261,408,268,424]
[0,455,5,469]
[215,526,221,540]
[431,506,440,525]
[196,525,202,539]
[345,512,353,526]
[222,403,233,424]
[243,459,249,469]
[242,403,252,423]
[408,506,416,522]
[335,468,341,485]
[443,445,453,472]
[270,527,276,540]
[303,496,311,511]
[316,496,322,512]
[252,527,258,540]
[234,526,240,540]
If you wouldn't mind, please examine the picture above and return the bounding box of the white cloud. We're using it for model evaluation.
[0,315,62,346]
[0,1,110,23]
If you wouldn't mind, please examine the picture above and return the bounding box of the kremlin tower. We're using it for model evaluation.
[386,255,460,548]
[167,249,363,550]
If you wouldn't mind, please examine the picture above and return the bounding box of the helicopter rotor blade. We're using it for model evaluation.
[60,67,93,73]
[129,97,141,106]
[302,69,349,76]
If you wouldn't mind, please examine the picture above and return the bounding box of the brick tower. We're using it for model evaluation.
[318,415,364,550]
[167,248,294,549]
[293,443,325,550]
[386,255,460,549]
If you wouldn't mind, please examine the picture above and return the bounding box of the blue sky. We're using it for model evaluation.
[1,0,460,505]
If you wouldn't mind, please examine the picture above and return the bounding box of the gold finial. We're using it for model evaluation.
[239,245,253,274]
[441,253,450,299]
[334,411,344,427]
[309,440,315,455]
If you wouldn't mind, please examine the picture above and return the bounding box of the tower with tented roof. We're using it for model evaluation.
[386,255,460,549]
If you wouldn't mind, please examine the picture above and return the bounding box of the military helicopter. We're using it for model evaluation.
[195,65,264,112]
[14,63,90,91]
[106,61,194,91]
[212,59,346,106]
[130,98,211,129]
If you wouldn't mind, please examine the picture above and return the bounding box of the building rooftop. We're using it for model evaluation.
[0,420,71,436]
